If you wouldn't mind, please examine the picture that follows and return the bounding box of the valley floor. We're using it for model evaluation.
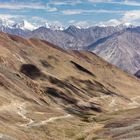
[0,100,140,140]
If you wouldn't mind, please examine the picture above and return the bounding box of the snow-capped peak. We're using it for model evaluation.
[0,18,65,31]
[49,24,64,31]
[0,18,14,28]
[12,20,37,31]
[44,22,50,29]
[43,22,64,31]
[116,22,135,30]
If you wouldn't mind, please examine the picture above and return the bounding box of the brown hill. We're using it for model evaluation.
[0,32,140,140]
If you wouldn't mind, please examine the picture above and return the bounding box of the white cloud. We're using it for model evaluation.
[0,14,25,22]
[74,21,90,28]
[0,14,16,19]
[50,20,63,26]
[98,19,121,26]
[62,9,123,15]
[50,0,140,7]
[123,10,140,22]
[68,20,91,28]
[0,2,57,12]
[0,3,47,9]
[122,0,140,6]
[88,0,113,2]
[48,0,82,6]
[46,5,58,12]
[88,0,140,6]
[68,20,76,24]
[99,10,140,26]
[62,10,83,15]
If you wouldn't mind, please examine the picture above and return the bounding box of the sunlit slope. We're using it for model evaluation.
[0,32,140,139]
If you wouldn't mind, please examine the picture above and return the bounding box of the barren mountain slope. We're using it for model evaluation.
[0,32,140,139]
[27,27,83,49]
[64,25,119,47]
[89,29,140,74]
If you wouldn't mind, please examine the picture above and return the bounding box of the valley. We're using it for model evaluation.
[0,32,140,139]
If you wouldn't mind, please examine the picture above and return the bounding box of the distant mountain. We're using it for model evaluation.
[0,18,38,31]
[64,25,120,47]
[0,18,133,50]
[0,19,65,38]
[0,19,35,37]
[88,27,140,74]
[27,26,83,49]
[12,20,37,31]
[0,18,140,74]
[27,25,122,49]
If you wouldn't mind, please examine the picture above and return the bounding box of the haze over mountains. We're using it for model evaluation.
[0,18,140,74]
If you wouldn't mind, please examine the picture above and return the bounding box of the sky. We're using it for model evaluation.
[0,0,140,27]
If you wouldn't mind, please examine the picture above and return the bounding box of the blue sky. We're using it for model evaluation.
[0,0,140,27]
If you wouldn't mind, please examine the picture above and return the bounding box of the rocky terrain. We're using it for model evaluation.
[0,32,140,139]
[89,27,140,74]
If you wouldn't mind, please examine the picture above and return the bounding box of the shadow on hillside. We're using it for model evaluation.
[20,64,42,79]
[70,61,95,77]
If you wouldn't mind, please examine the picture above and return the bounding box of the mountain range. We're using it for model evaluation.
[89,27,140,74]
[0,32,140,139]
[0,18,140,74]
